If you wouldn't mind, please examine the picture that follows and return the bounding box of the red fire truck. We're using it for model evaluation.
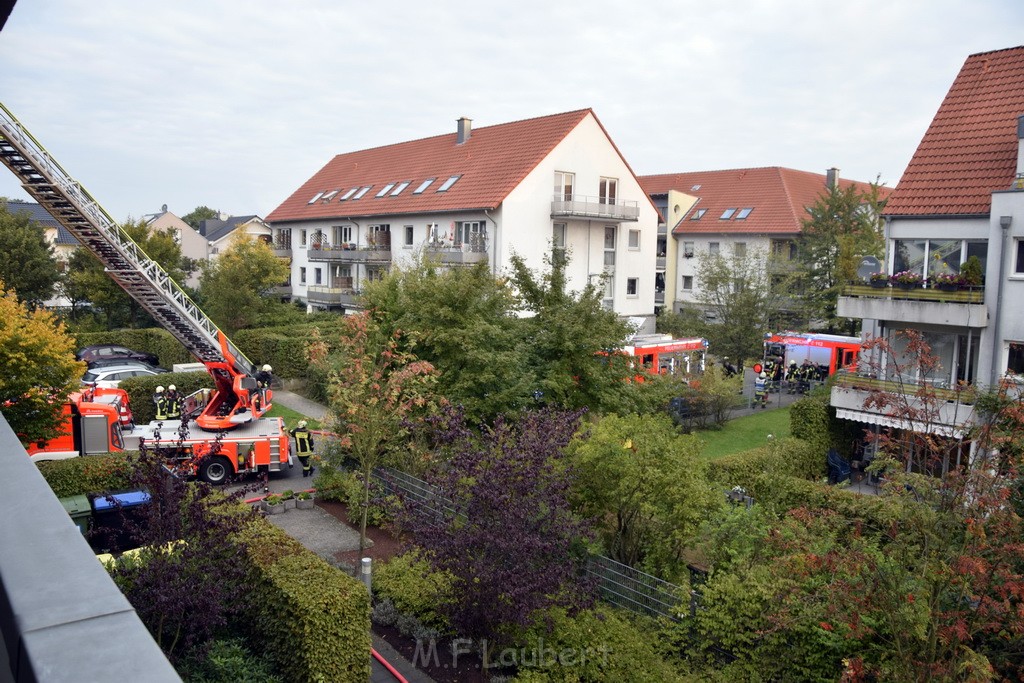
[623,334,708,377]
[763,331,861,376]
[1,102,290,484]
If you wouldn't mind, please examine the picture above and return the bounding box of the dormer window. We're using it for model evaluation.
[376,183,396,198]
[339,188,359,201]
[437,175,460,192]
[413,178,435,194]
[720,208,736,220]
[736,208,753,220]
[690,209,707,220]
[352,186,372,200]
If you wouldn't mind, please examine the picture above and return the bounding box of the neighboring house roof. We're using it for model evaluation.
[884,45,1024,217]
[266,109,606,224]
[639,167,886,235]
[3,199,77,244]
[201,215,261,243]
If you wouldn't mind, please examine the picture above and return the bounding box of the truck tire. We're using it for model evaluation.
[199,455,233,485]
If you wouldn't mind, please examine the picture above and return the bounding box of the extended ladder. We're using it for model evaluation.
[0,101,254,376]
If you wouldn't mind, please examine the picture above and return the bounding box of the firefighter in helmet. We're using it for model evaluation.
[786,360,799,394]
[255,363,274,408]
[166,384,182,420]
[290,420,315,477]
[154,385,168,421]
[754,372,768,409]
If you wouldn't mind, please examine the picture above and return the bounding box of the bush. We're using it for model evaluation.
[121,370,213,425]
[707,437,824,490]
[373,549,454,630]
[177,637,281,683]
[36,453,135,497]
[371,597,399,627]
[341,470,395,528]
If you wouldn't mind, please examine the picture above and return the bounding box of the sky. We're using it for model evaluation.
[1,0,1023,222]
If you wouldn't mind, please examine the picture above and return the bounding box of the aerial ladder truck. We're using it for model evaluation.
[0,102,290,484]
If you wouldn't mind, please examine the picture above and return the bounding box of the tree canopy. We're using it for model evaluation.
[197,233,291,334]
[0,199,60,307]
[180,206,218,230]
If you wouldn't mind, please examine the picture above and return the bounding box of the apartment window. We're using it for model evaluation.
[626,277,638,297]
[552,223,566,249]
[682,275,693,290]
[314,268,322,285]
[894,239,989,280]
[735,242,747,258]
[599,177,618,205]
[458,221,486,250]
[683,241,694,258]
[300,229,307,247]
[300,267,307,284]
[604,226,616,267]
[554,171,574,201]
[368,224,391,248]
[1009,342,1024,375]
[628,229,640,250]
[404,225,414,247]
[320,190,339,202]
[1016,239,1024,275]
[709,242,720,255]
[772,239,797,260]
[391,181,410,196]
[339,187,359,201]
[427,223,441,243]
[275,228,291,250]
[333,225,353,246]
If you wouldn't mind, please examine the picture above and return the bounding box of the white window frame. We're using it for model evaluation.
[626,277,639,297]
[1015,239,1024,276]
[735,242,747,258]
[683,241,694,258]
[682,275,693,290]
[300,229,307,247]
[404,225,414,248]
[599,177,618,205]
[300,267,307,285]
[552,223,566,249]
[628,229,640,250]
[709,242,720,255]
[554,171,574,201]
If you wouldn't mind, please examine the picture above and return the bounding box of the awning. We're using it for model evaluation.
[834,408,965,439]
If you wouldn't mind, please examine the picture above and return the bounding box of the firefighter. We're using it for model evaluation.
[165,384,181,420]
[763,357,776,392]
[786,360,799,394]
[754,371,768,409]
[290,420,315,477]
[799,359,814,394]
[153,385,168,421]
[255,363,274,407]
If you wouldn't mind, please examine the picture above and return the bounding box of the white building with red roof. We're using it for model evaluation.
[266,109,660,330]
[833,45,1024,444]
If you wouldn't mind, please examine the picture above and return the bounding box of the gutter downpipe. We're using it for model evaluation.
[484,208,498,275]
[989,217,1011,388]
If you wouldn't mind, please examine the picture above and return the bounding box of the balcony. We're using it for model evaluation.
[656,256,666,270]
[306,279,362,307]
[551,194,639,222]
[837,283,987,327]
[269,283,292,297]
[307,244,392,263]
[425,234,488,265]
[272,242,292,258]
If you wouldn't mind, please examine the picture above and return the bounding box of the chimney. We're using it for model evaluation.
[457,117,472,145]
[826,167,840,190]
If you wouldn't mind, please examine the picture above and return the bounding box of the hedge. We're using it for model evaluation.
[36,453,135,498]
[373,549,454,630]
[707,436,825,488]
[120,371,213,425]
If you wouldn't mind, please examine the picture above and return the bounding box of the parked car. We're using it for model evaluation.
[83,357,167,372]
[77,344,159,367]
[81,364,167,389]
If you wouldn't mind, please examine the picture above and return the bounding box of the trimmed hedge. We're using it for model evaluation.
[707,437,825,487]
[238,519,371,682]
[36,453,135,498]
[121,371,213,425]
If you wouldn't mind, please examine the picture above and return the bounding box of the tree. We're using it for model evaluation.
[197,233,291,334]
[694,248,792,364]
[797,182,885,332]
[65,218,193,329]
[362,258,534,420]
[310,312,436,554]
[399,407,595,653]
[0,199,60,307]
[508,249,636,414]
[568,413,720,581]
[181,206,218,230]
[0,279,85,445]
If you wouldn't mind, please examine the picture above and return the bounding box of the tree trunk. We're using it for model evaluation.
[359,465,370,555]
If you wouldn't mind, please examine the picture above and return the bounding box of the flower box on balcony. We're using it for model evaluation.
[890,271,923,289]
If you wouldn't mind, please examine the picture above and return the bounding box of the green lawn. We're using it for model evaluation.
[695,406,792,460]
[265,403,323,431]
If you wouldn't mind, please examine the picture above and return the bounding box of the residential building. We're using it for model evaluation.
[640,167,887,316]
[144,205,207,287]
[832,45,1024,452]
[199,213,272,257]
[265,110,660,331]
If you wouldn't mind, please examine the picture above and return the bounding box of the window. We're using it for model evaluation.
[628,229,640,250]
[604,227,616,267]
[300,267,307,284]
[314,268,322,285]
[300,230,307,247]
[682,275,693,290]
[626,277,638,297]
[683,241,694,258]
[736,208,753,220]
[320,189,339,202]
[1016,240,1024,275]
[375,183,396,197]
[437,175,460,192]
[413,179,435,194]
[772,239,797,260]
[1009,342,1024,376]
[352,186,372,199]
[709,242,720,255]
[458,221,486,250]
[599,177,618,205]
[427,223,441,243]
[735,242,747,258]
[391,181,410,196]
[333,225,353,245]
[690,209,707,220]
[552,223,566,249]
[720,208,736,220]
[307,191,324,204]
[554,171,574,201]
[404,225,414,247]
[339,187,359,201]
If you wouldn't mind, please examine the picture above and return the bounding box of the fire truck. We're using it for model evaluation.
[623,334,708,377]
[763,331,861,377]
[1,102,290,484]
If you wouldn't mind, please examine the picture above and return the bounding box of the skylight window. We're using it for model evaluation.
[690,209,707,220]
[437,175,461,192]
[339,188,359,201]
[320,190,339,202]
[691,184,701,191]
[376,183,396,198]
[413,178,435,194]
[736,208,753,220]
[307,191,324,204]
[720,208,736,220]
[391,181,410,196]
[352,186,372,200]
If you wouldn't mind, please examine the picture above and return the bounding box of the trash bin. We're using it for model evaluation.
[59,494,92,535]
[90,490,152,554]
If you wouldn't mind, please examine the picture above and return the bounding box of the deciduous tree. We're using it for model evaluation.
[0,198,60,307]
[197,233,291,334]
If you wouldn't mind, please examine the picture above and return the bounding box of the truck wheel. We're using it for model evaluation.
[199,456,233,485]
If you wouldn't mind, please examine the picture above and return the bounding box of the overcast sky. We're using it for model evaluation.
[1,1,1022,222]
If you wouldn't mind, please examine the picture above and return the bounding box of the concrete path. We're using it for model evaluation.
[272,388,330,422]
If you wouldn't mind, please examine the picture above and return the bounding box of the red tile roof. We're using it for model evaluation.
[267,109,597,223]
[885,45,1024,217]
[639,167,886,235]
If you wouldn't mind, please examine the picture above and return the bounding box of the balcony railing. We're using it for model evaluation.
[425,234,488,264]
[551,195,640,222]
[306,281,362,307]
[307,243,392,263]
[838,282,987,327]
[842,282,984,304]
[833,369,977,405]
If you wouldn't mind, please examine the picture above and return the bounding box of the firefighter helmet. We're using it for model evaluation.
[168,384,176,391]
[262,364,272,372]
[297,420,307,429]
[759,372,767,379]
[155,385,164,393]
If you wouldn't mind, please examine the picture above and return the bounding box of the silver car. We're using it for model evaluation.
[81,364,167,389]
